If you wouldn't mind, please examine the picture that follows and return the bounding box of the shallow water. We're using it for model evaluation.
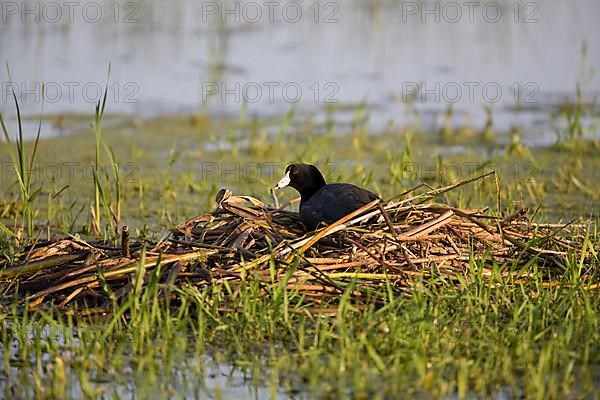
[1,0,599,144]
[4,324,589,400]
[0,323,287,399]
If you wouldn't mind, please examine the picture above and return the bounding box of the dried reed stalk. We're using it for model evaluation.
[1,173,596,313]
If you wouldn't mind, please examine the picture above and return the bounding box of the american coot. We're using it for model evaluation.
[275,163,379,230]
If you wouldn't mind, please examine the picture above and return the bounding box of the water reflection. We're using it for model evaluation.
[0,0,599,145]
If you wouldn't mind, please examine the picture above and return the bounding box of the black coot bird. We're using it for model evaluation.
[275,163,379,230]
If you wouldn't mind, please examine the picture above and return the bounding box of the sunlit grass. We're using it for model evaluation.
[0,85,44,239]
[1,254,599,398]
[0,93,598,398]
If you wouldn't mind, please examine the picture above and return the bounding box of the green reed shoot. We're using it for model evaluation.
[90,66,110,234]
[0,86,44,238]
[89,64,122,237]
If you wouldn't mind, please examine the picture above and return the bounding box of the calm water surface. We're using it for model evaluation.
[1,0,599,144]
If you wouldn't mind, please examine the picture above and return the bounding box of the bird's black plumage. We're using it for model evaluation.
[275,163,379,230]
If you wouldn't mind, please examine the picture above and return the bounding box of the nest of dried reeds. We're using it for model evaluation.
[0,173,595,313]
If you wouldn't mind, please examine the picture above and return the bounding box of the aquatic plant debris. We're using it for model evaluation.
[1,173,597,313]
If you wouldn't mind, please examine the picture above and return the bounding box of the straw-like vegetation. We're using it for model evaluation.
[2,172,596,315]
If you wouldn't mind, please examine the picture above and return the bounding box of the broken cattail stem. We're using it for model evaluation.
[121,226,130,258]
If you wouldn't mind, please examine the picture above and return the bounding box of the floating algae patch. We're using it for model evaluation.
[1,174,596,313]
